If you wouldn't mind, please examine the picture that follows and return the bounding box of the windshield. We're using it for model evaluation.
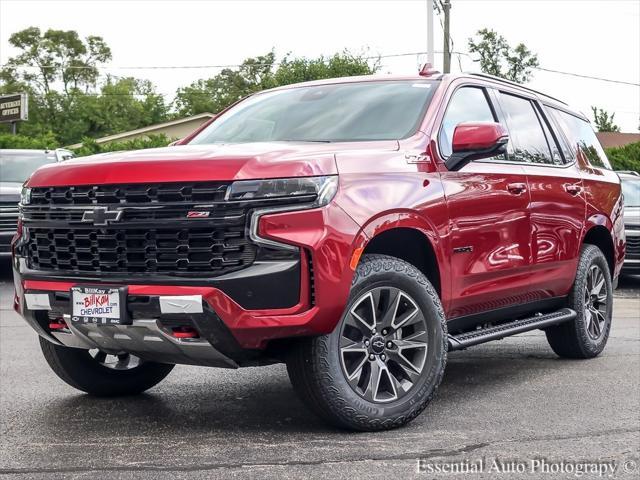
[0,151,55,183]
[621,177,640,207]
[189,80,437,144]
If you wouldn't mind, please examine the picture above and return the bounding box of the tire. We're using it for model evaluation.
[286,254,447,431]
[545,244,613,359]
[40,337,174,396]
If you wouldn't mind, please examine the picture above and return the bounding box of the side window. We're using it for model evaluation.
[499,92,553,164]
[534,105,565,165]
[542,105,574,162]
[548,107,612,169]
[439,87,496,158]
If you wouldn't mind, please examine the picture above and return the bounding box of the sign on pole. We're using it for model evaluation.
[0,93,29,124]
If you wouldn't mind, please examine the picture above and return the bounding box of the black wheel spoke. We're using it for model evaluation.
[583,264,609,341]
[93,350,107,364]
[90,349,141,370]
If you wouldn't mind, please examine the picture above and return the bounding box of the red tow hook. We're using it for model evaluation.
[171,326,200,339]
[49,318,68,330]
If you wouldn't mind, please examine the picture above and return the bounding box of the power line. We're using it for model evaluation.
[2,50,638,88]
[533,66,639,87]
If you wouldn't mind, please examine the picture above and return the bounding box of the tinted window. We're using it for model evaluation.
[535,105,565,165]
[190,80,437,144]
[499,93,553,164]
[548,107,612,169]
[439,87,496,158]
[543,105,574,162]
[0,151,55,183]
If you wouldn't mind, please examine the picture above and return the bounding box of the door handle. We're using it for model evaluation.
[507,182,527,195]
[565,184,582,196]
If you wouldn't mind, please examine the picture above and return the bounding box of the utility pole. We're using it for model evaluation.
[443,0,451,73]
[426,0,435,65]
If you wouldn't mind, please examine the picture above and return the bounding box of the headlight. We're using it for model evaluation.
[229,176,339,251]
[20,187,31,206]
[226,175,338,208]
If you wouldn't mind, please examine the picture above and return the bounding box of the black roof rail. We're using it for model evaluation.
[465,72,568,106]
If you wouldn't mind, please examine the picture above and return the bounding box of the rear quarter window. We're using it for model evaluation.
[548,107,612,169]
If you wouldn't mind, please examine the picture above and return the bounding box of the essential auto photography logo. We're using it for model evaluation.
[417,457,638,477]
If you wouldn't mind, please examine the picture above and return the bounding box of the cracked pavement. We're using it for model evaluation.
[1,260,638,479]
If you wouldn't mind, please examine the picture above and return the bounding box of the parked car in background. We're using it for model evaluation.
[12,72,624,431]
[0,149,75,257]
[619,171,640,275]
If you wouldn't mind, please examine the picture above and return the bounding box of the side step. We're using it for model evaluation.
[448,308,577,351]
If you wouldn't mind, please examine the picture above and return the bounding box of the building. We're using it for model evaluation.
[596,132,640,149]
[67,112,215,149]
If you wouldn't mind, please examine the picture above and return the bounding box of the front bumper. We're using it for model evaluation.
[13,203,363,358]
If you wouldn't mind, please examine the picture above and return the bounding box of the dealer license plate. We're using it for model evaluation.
[70,286,128,325]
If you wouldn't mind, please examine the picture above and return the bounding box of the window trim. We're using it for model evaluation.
[477,91,577,170]
[436,84,499,161]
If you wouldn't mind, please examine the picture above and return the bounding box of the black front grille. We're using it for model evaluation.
[29,182,228,206]
[27,225,253,274]
[627,235,640,259]
[0,202,19,232]
[21,182,264,277]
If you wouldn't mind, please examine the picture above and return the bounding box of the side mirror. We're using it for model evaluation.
[446,122,509,171]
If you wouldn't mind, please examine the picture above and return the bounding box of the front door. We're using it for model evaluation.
[436,85,533,319]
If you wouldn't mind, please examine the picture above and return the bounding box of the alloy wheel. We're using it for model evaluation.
[584,264,609,341]
[339,287,428,403]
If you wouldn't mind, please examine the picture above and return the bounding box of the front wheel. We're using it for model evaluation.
[286,254,447,431]
[40,337,174,396]
[545,244,613,359]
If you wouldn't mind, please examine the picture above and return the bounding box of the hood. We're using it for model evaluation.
[624,205,640,226]
[23,141,396,187]
[0,182,23,202]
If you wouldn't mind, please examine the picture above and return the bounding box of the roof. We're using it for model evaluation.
[596,132,640,149]
[66,112,216,149]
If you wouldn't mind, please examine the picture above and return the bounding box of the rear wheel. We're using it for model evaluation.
[545,244,613,359]
[40,337,174,396]
[287,254,447,431]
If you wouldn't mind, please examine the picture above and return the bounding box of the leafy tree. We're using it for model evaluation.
[0,27,111,134]
[174,52,277,117]
[604,142,640,171]
[468,28,539,83]
[175,50,379,116]
[591,106,620,132]
[0,27,169,144]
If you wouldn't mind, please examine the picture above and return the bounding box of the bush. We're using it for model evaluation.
[605,142,640,172]
[0,132,60,150]
[72,134,172,157]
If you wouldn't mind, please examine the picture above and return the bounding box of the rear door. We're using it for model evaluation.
[437,85,533,319]
[496,92,585,299]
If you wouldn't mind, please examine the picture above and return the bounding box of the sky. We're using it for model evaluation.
[1,0,639,132]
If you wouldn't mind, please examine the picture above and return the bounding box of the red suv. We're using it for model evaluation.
[12,71,625,431]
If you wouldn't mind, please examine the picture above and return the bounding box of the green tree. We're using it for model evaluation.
[0,27,169,144]
[468,28,539,83]
[591,106,620,133]
[0,27,111,134]
[175,50,379,116]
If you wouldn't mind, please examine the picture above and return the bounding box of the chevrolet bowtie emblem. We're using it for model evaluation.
[81,207,123,226]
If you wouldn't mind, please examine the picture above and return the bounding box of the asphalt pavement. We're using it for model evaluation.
[1,258,638,479]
